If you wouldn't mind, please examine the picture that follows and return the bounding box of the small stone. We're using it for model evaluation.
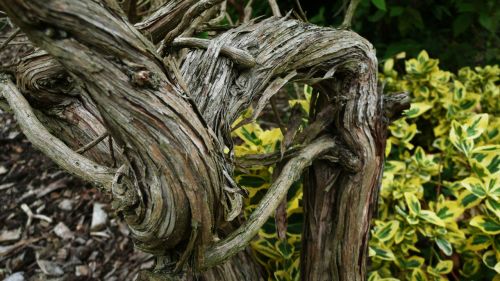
[10,249,34,271]
[75,265,89,277]
[56,248,69,261]
[0,166,7,175]
[75,246,91,260]
[57,199,74,211]
[0,228,21,242]
[37,260,64,276]
[4,272,25,281]
[53,222,73,240]
[90,203,108,231]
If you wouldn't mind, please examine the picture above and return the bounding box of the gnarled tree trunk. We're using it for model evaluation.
[0,0,409,280]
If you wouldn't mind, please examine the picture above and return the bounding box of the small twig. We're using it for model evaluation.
[207,0,227,26]
[174,220,199,273]
[204,136,336,268]
[340,0,360,29]
[0,27,20,51]
[235,146,302,168]
[21,203,53,224]
[270,96,286,136]
[383,92,411,123]
[0,77,115,188]
[273,163,287,241]
[243,0,253,23]
[76,132,108,154]
[159,0,224,56]
[165,56,191,97]
[268,0,282,17]
[109,134,116,168]
[333,0,350,19]
[232,71,297,131]
[294,0,308,21]
[171,37,256,68]
[124,0,139,23]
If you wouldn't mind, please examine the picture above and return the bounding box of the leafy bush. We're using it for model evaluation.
[371,51,499,280]
[243,0,499,69]
[232,51,499,281]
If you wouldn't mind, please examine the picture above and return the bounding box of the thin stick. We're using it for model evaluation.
[243,0,253,23]
[76,132,108,154]
[160,0,224,55]
[340,0,360,29]
[124,0,138,23]
[203,136,336,268]
[0,27,20,51]
[171,37,255,68]
[294,0,307,21]
[268,0,282,17]
[270,96,286,136]
[0,76,115,188]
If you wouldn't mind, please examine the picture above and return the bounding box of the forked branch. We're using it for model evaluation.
[0,77,115,188]
[203,136,336,267]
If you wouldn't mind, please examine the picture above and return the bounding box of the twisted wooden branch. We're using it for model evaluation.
[0,77,115,187]
[204,136,336,267]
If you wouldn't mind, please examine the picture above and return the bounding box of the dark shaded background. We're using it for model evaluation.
[228,0,499,70]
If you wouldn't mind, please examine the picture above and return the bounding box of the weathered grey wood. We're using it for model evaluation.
[179,17,386,280]
[0,77,115,187]
[204,136,337,268]
[0,0,399,280]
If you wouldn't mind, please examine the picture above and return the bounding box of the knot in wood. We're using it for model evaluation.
[131,70,160,89]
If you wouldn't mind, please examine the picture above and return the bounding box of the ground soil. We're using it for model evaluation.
[0,111,154,280]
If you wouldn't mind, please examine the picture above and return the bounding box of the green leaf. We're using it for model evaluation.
[373,220,399,242]
[487,175,500,198]
[411,268,428,281]
[427,260,454,276]
[461,258,481,277]
[275,240,294,260]
[384,58,394,73]
[470,215,500,235]
[404,102,433,118]
[458,191,482,209]
[466,234,491,251]
[486,198,500,220]
[464,114,489,140]
[369,246,396,261]
[461,177,487,198]
[398,255,425,269]
[436,237,453,256]
[404,192,421,216]
[453,13,473,36]
[482,250,499,272]
[371,0,386,11]
[418,210,445,227]
[479,12,495,33]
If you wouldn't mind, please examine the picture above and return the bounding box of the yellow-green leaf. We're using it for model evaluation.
[461,177,487,198]
[370,246,396,261]
[436,237,453,256]
[464,113,489,139]
[427,260,454,276]
[470,215,500,235]
[458,190,482,209]
[373,220,399,242]
[405,102,433,118]
[419,210,445,227]
[466,234,492,251]
[411,268,428,281]
[405,192,421,216]
[483,250,500,273]
[397,256,425,269]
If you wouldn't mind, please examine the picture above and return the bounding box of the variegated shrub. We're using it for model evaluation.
[232,51,499,281]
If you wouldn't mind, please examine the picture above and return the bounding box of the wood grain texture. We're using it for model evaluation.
[0,1,391,279]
